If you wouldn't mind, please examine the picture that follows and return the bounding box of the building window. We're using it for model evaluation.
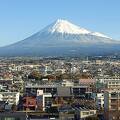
[111,92,118,98]
[82,112,89,115]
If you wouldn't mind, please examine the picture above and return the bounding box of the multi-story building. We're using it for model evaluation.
[23,96,36,111]
[75,108,97,119]
[95,93,104,109]
[23,90,52,111]
[104,90,120,111]
[0,92,19,109]
[104,90,120,120]
[98,77,120,85]
[36,90,52,111]
[79,79,96,92]
[107,80,120,89]
[25,84,89,98]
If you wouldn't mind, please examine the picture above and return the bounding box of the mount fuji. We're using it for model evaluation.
[0,19,120,57]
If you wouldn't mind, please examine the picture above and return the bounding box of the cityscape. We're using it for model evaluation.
[0,0,120,120]
[0,56,119,120]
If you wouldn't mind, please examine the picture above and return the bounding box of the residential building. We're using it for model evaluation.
[75,108,96,119]
[107,80,120,89]
[23,96,36,111]
[95,93,104,109]
[0,92,19,109]
[36,90,52,111]
[104,89,120,120]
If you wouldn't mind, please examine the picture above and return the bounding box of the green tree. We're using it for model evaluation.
[28,71,42,80]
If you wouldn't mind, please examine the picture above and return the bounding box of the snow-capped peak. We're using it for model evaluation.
[43,19,111,39]
[47,19,90,34]
[91,32,111,39]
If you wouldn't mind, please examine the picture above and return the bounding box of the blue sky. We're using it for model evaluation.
[0,0,120,47]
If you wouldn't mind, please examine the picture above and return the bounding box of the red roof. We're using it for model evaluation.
[79,79,95,85]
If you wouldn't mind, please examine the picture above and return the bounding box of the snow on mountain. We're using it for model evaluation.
[0,19,119,57]
[46,19,90,34]
[43,19,111,39]
[91,32,111,39]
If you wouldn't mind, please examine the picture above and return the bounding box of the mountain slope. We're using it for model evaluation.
[0,19,120,57]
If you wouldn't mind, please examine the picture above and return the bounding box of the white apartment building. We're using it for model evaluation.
[96,93,104,109]
[107,80,120,89]
[75,108,96,119]
[0,92,20,106]
[98,77,120,84]
[36,90,52,111]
